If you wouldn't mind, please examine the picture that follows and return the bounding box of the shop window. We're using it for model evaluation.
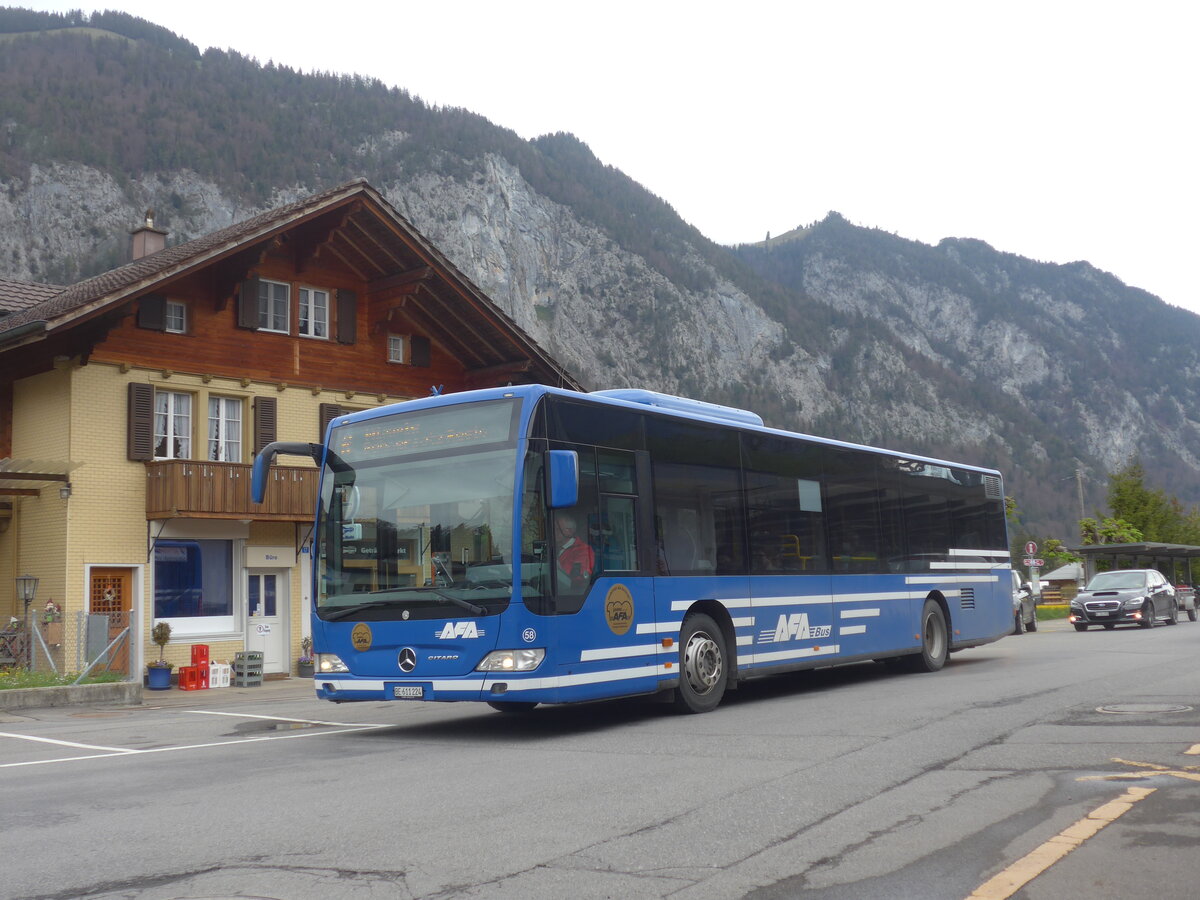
[153,539,235,634]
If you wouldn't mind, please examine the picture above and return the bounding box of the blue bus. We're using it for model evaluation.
[252,386,1011,713]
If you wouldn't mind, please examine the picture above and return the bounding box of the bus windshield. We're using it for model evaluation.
[316,399,522,620]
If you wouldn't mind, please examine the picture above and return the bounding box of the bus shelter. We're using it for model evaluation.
[1072,542,1200,585]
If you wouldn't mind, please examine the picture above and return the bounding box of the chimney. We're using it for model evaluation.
[130,209,168,260]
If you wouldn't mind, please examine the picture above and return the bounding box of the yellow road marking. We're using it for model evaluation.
[1185,744,1200,756]
[1079,758,1200,784]
[966,786,1155,900]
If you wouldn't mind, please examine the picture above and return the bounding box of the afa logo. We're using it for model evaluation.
[350,622,373,651]
[437,621,486,639]
[604,584,634,635]
[760,613,832,644]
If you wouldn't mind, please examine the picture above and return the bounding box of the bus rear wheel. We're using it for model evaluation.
[674,613,727,714]
[903,599,949,673]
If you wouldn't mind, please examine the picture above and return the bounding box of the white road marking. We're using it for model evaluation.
[0,718,392,769]
[0,731,136,753]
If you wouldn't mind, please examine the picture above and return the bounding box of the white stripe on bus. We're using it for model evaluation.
[747,645,840,665]
[580,644,666,662]
[906,575,999,584]
[636,621,682,634]
[839,625,867,635]
[488,665,663,692]
[840,608,881,619]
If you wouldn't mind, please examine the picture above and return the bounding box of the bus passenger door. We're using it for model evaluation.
[552,448,659,702]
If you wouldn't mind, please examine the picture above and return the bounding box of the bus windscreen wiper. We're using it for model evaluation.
[323,589,485,620]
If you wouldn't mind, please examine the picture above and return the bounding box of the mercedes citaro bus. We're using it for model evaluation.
[252,386,1011,713]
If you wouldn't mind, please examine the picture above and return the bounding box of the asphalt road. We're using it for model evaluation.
[2,615,1200,900]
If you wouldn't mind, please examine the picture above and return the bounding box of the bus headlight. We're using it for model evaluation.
[316,653,349,673]
[476,648,545,672]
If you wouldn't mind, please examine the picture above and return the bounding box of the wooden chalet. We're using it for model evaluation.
[0,179,581,678]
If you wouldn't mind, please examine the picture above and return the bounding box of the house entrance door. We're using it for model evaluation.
[246,570,287,674]
[89,567,133,673]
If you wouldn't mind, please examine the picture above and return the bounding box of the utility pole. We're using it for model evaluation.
[1075,461,1086,521]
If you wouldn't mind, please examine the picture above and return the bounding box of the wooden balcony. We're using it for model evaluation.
[145,460,318,521]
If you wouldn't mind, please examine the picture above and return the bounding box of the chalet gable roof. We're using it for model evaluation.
[0,277,64,316]
[0,179,581,390]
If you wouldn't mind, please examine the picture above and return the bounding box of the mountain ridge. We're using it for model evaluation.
[2,6,1197,546]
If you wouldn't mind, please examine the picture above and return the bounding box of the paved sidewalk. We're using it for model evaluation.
[138,675,318,708]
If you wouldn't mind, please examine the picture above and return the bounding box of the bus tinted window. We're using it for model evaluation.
[546,398,642,449]
[646,416,745,575]
[895,462,954,572]
[825,450,882,573]
[743,432,827,574]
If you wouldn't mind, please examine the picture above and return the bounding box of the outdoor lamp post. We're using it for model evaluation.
[15,573,38,667]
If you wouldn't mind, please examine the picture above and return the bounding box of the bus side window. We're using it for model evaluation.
[598,496,638,572]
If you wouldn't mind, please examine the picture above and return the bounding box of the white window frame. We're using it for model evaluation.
[387,334,407,364]
[154,390,192,459]
[207,396,243,462]
[298,287,329,339]
[164,300,187,334]
[258,279,290,334]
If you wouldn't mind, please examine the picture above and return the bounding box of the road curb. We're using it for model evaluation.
[0,681,143,711]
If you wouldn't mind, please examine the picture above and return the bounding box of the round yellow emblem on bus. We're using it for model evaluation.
[604,584,634,635]
[351,622,373,652]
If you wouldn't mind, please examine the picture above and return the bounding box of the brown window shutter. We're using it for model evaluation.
[127,383,154,460]
[137,295,166,330]
[411,335,431,367]
[336,289,357,344]
[253,396,277,454]
[318,403,344,439]
[237,277,260,329]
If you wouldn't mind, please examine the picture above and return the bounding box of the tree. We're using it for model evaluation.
[1106,456,1200,543]
[1079,517,1143,545]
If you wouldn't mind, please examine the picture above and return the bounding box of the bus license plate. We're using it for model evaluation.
[393,685,424,699]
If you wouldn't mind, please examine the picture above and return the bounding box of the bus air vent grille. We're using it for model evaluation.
[960,588,976,609]
[983,475,1002,499]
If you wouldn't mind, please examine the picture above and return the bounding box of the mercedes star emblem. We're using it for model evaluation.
[398,647,417,673]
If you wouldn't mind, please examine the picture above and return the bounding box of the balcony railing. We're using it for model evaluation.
[145,460,317,521]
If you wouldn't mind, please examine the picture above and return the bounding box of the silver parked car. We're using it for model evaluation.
[1009,569,1037,633]
[1172,583,1198,621]
[1069,569,1177,631]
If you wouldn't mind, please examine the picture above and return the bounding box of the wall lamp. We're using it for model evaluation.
[59,482,72,500]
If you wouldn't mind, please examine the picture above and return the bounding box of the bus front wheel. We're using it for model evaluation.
[674,613,728,714]
[903,599,949,673]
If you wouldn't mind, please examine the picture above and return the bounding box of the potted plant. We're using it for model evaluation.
[147,621,174,690]
[41,599,63,647]
[297,636,314,677]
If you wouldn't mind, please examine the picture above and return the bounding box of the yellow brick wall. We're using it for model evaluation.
[5,368,70,638]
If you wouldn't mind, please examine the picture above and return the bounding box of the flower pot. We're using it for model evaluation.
[42,620,63,647]
[146,665,172,690]
[297,661,314,677]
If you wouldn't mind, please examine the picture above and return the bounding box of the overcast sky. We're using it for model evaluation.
[24,0,1200,314]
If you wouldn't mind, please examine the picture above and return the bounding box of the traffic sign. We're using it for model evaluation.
[1024,541,1038,555]
[1024,558,1045,568]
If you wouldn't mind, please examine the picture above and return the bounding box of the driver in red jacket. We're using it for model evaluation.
[555,513,595,590]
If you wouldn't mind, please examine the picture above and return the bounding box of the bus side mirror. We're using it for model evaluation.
[547,450,579,509]
[251,441,323,503]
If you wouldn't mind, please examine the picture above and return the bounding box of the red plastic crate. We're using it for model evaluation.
[191,644,210,666]
[178,665,201,690]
